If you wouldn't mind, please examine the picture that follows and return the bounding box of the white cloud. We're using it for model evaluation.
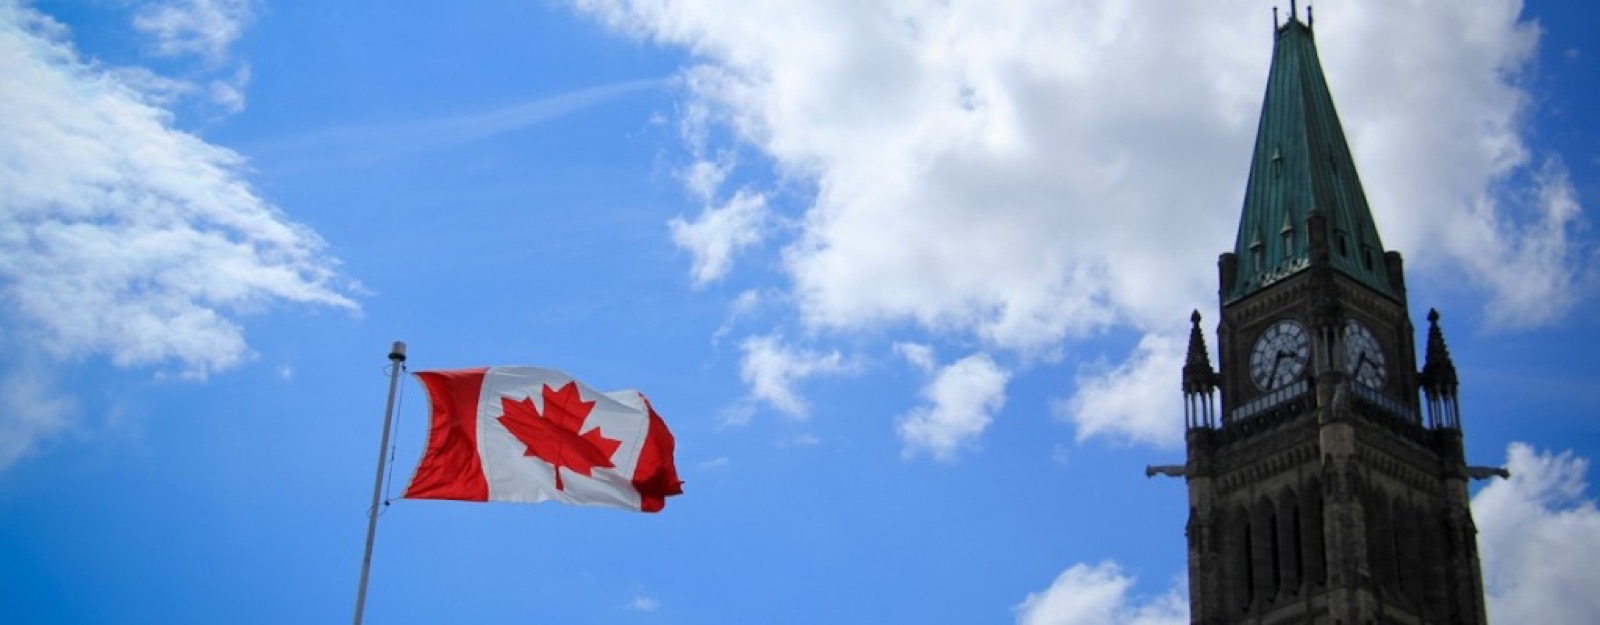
[0,3,356,380]
[779,433,821,448]
[735,334,848,420]
[0,2,352,467]
[1475,443,1600,623]
[1050,443,1071,465]
[132,0,255,114]
[107,65,196,105]
[680,158,729,202]
[711,289,764,348]
[626,595,661,612]
[1056,333,1184,449]
[208,62,250,114]
[0,364,75,470]
[728,289,762,315]
[133,0,253,64]
[252,79,665,170]
[669,188,770,286]
[1469,158,1584,328]
[694,456,729,472]
[571,0,1258,348]
[894,341,935,373]
[570,0,1586,434]
[1314,4,1586,330]
[897,351,1008,461]
[1015,561,1187,625]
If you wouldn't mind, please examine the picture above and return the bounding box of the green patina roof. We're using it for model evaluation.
[1226,16,1397,303]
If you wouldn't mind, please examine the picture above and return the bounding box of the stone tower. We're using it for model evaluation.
[1160,7,1504,625]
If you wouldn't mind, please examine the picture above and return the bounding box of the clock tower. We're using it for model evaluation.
[1156,7,1504,624]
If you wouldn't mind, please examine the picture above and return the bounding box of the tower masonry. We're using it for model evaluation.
[1154,8,1506,625]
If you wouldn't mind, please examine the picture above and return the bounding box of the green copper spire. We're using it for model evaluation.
[1225,12,1397,303]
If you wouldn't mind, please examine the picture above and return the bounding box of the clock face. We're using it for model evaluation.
[1250,319,1310,391]
[1342,319,1387,389]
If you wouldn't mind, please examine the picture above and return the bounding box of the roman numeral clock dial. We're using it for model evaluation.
[1343,319,1387,389]
[1249,319,1310,390]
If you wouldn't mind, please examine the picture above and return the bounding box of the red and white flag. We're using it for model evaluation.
[403,367,683,512]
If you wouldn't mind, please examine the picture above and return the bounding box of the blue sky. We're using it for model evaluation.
[1,1,1597,623]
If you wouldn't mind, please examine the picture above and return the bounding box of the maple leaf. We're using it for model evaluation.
[497,382,622,491]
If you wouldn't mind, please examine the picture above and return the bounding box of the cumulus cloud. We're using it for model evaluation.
[569,0,1586,440]
[1467,158,1585,328]
[1475,443,1600,623]
[694,456,729,472]
[131,0,257,114]
[0,363,76,470]
[133,0,253,64]
[894,341,936,373]
[734,334,848,420]
[1315,4,1587,330]
[1014,561,1187,625]
[1056,333,1185,449]
[0,1,353,468]
[626,595,661,612]
[670,156,772,286]
[107,65,197,104]
[0,3,355,379]
[207,62,251,114]
[670,188,770,286]
[897,350,1008,461]
[574,0,1238,349]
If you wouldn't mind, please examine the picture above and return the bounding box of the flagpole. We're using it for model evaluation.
[354,341,406,625]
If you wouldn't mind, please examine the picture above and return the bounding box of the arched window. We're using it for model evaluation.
[1418,503,1448,610]
[1394,496,1421,604]
[1270,509,1282,598]
[1237,506,1255,612]
[1301,476,1326,587]
[1365,491,1398,594]
[1255,496,1278,602]
[1278,488,1303,595]
[1390,497,1405,595]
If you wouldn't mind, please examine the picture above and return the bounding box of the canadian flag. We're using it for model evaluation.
[403,367,683,512]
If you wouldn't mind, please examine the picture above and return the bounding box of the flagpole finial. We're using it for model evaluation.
[389,341,407,362]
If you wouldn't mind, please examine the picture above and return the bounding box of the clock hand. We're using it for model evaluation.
[1267,351,1289,387]
[1354,353,1374,378]
[1270,349,1299,386]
